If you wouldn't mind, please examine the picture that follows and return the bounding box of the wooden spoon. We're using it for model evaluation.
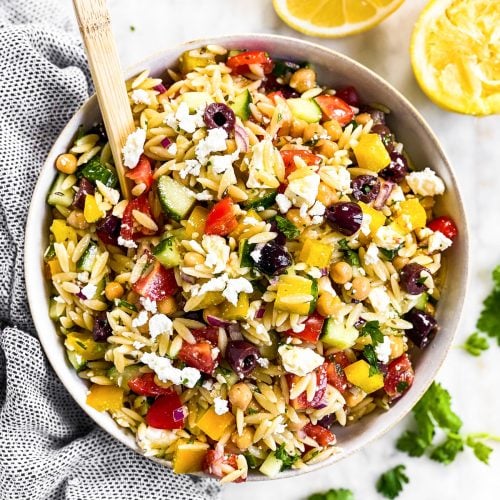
[73,0,133,199]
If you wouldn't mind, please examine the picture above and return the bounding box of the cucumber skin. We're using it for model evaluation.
[153,237,182,269]
[157,175,196,222]
[47,173,74,208]
[76,241,98,272]
[242,190,277,210]
[287,98,322,123]
[230,89,252,120]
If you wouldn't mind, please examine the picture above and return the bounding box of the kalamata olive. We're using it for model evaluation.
[226,340,260,377]
[73,178,95,210]
[325,202,363,236]
[336,86,360,107]
[379,151,409,184]
[351,175,380,203]
[371,124,395,149]
[403,308,437,349]
[92,311,112,341]
[262,74,299,98]
[360,106,386,125]
[317,414,335,429]
[400,263,429,295]
[252,241,292,276]
[96,213,121,246]
[203,103,235,133]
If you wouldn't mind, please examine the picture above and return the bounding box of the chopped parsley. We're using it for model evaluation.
[130,25,136,31]
[247,407,258,415]
[360,320,384,347]
[463,332,489,356]
[338,239,360,267]
[362,345,380,376]
[379,247,400,261]
[376,465,409,499]
[274,215,300,240]
[274,443,298,471]
[308,488,355,500]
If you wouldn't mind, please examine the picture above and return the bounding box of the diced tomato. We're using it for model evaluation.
[227,50,273,75]
[145,393,185,429]
[384,354,415,399]
[325,356,349,394]
[335,86,360,107]
[280,149,321,178]
[285,313,324,343]
[427,216,458,241]
[205,197,238,236]
[203,450,245,482]
[126,154,153,190]
[119,194,157,241]
[267,90,284,103]
[128,372,173,397]
[132,261,178,301]
[315,95,354,126]
[192,327,219,347]
[178,341,217,374]
[304,423,336,447]
[288,363,327,410]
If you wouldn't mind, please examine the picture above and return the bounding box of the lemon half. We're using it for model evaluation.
[411,0,500,116]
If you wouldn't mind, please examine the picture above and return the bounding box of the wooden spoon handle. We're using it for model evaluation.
[73,0,133,199]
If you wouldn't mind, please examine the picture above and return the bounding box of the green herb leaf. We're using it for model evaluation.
[274,443,298,471]
[274,215,300,240]
[376,465,409,499]
[396,431,429,457]
[430,434,464,464]
[308,488,355,500]
[361,320,384,346]
[338,239,360,267]
[463,332,489,356]
[362,345,380,376]
[466,436,494,465]
[378,247,399,261]
[130,25,136,31]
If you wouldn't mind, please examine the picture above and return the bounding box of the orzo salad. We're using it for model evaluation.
[45,46,458,481]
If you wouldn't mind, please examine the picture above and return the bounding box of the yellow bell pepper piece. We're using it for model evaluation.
[86,384,124,412]
[359,202,386,236]
[50,219,77,243]
[47,259,62,276]
[84,194,104,223]
[221,293,250,321]
[344,360,384,394]
[299,239,333,268]
[65,332,108,361]
[353,134,391,172]
[197,407,235,441]
[184,206,208,239]
[190,291,225,311]
[275,275,317,315]
[173,443,210,474]
[394,198,427,233]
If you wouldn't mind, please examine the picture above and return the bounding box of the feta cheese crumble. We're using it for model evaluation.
[167,143,177,155]
[364,243,380,265]
[122,128,146,168]
[275,193,292,214]
[222,277,253,306]
[132,310,149,328]
[373,225,405,250]
[278,345,324,376]
[179,159,201,179]
[406,168,445,197]
[319,166,351,194]
[213,397,229,415]
[285,172,321,207]
[196,128,228,164]
[202,235,230,274]
[80,283,97,299]
[117,236,138,249]
[175,102,204,134]
[149,314,173,340]
[130,89,151,105]
[375,336,392,364]
[140,297,157,313]
[141,352,201,388]
[428,231,452,254]
[257,357,270,368]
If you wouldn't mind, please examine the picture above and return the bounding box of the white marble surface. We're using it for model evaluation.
[85,0,500,498]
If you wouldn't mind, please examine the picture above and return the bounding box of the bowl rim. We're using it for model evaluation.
[25,33,469,481]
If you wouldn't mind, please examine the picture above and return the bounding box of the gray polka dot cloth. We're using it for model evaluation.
[0,1,220,498]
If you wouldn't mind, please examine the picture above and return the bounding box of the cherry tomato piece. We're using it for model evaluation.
[288,363,327,409]
[132,261,178,301]
[191,327,220,347]
[227,50,273,75]
[178,341,217,374]
[304,423,336,447]
[384,353,415,399]
[126,154,153,190]
[205,197,238,236]
[119,194,156,241]
[427,216,458,241]
[128,372,173,397]
[285,313,325,343]
[146,393,185,429]
[315,95,354,126]
[280,149,321,178]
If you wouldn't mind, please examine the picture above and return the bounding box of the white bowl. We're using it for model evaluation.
[25,34,469,480]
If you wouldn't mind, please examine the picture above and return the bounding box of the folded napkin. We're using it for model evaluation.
[0,1,220,498]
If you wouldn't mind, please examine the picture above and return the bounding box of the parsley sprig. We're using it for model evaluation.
[360,321,384,376]
[308,489,354,500]
[376,465,409,499]
[338,239,360,267]
[274,443,298,471]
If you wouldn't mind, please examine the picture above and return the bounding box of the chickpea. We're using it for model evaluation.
[316,292,338,317]
[392,256,409,271]
[105,281,124,301]
[184,251,204,267]
[344,387,367,408]
[303,123,323,143]
[232,428,254,450]
[56,153,78,174]
[317,182,338,207]
[350,276,371,301]
[330,261,353,285]
[67,210,88,230]
[389,335,406,359]
[315,139,338,158]
[289,68,316,94]
[354,112,372,125]
[323,120,342,142]
[287,414,309,431]
[228,382,253,411]
[158,296,176,315]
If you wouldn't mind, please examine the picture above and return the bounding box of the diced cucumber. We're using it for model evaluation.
[259,452,283,478]
[49,297,63,320]
[321,318,359,349]
[309,278,319,314]
[179,50,215,74]
[153,236,182,269]
[214,366,239,386]
[107,364,142,389]
[76,241,98,272]
[414,292,429,311]
[239,239,255,268]
[230,89,252,120]
[47,173,75,208]
[179,91,213,112]
[287,98,322,123]
[242,190,277,210]
[78,157,117,188]
[44,243,56,261]
[114,298,137,312]
[157,175,196,222]
[66,349,87,371]
[244,453,262,470]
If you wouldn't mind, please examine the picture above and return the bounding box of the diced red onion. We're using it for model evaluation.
[255,307,265,319]
[373,180,395,210]
[154,83,167,93]
[227,323,243,341]
[320,268,328,277]
[234,125,249,153]
[76,291,86,300]
[180,271,196,284]
[161,137,172,148]
[173,407,185,422]
[206,315,231,327]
